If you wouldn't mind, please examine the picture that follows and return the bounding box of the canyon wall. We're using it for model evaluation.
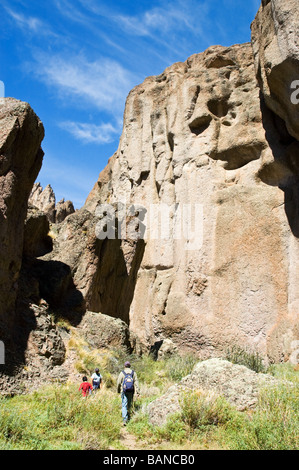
[0,99,44,338]
[83,40,298,361]
[0,1,298,386]
[45,0,298,362]
[251,0,299,141]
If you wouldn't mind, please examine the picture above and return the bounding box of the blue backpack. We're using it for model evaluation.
[122,370,135,393]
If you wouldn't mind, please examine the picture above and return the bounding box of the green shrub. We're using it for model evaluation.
[225,345,266,373]
[156,413,188,444]
[218,380,299,450]
[164,354,198,382]
[181,391,236,430]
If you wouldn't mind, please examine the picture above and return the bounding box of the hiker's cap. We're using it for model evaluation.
[124,361,131,367]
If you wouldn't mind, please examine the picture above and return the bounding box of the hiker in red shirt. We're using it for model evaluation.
[79,376,93,398]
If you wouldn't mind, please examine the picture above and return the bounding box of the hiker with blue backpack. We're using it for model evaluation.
[91,368,102,392]
[117,361,140,426]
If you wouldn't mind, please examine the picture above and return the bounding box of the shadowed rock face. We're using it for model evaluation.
[0,98,44,335]
[251,0,299,140]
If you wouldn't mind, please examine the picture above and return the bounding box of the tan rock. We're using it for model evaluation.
[147,358,281,426]
[0,98,44,335]
[82,43,298,362]
[77,311,130,349]
[29,182,75,223]
[29,183,56,222]
[251,0,299,140]
[56,198,75,223]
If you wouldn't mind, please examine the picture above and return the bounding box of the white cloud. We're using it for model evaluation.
[53,0,92,25]
[32,52,137,115]
[116,14,150,37]
[113,1,211,56]
[59,121,121,144]
[5,7,42,32]
[4,6,56,37]
[115,2,204,38]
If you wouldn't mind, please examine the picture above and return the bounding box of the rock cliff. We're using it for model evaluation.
[0,98,44,338]
[251,0,299,140]
[0,1,298,390]
[37,0,299,364]
[82,39,298,361]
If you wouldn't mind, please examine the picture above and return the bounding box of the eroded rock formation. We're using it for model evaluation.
[29,182,75,223]
[83,40,298,362]
[41,1,299,364]
[251,0,299,140]
[0,98,44,336]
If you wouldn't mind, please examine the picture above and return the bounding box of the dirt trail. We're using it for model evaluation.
[119,427,146,450]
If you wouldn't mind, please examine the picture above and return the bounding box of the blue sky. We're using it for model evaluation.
[0,0,261,208]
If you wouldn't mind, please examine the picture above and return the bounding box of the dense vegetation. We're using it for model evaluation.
[0,342,298,450]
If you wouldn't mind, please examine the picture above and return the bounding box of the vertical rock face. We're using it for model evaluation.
[83,43,298,361]
[251,0,299,140]
[32,2,298,364]
[0,98,44,334]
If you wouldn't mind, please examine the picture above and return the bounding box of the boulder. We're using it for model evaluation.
[147,358,279,426]
[26,301,66,368]
[56,198,75,223]
[77,311,130,349]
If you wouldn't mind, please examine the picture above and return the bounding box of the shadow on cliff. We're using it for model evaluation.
[89,237,146,326]
[29,258,86,325]
[0,307,37,379]
[258,94,299,237]
[0,258,85,378]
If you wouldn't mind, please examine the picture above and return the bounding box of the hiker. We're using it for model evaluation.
[91,368,102,391]
[117,361,140,426]
[79,376,93,398]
